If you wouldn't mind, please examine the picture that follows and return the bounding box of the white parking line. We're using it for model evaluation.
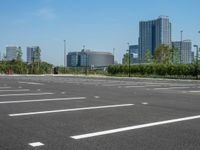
[9,104,134,117]
[190,91,200,93]
[125,86,146,88]
[0,89,30,92]
[29,142,44,147]
[0,97,86,104]
[0,87,11,89]
[154,87,189,90]
[142,102,148,105]
[71,115,200,140]
[19,81,43,85]
[0,93,53,97]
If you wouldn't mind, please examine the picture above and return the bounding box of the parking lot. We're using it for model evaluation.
[0,75,200,150]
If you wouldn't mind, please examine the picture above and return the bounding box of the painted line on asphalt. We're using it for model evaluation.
[0,97,86,104]
[154,87,189,90]
[0,89,30,92]
[9,104,134,117]
[71,115,200,140]
[125,86,146,88]
[19,81,44,85]
[142,102,148,105]
[189,91,200,93]
[29,142,44,147]
[0,87,11,89]
[0,93,53,97]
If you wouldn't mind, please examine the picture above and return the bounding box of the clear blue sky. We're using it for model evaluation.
[0,0,200,65]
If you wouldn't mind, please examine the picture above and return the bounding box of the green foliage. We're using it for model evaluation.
[122,53,130,64]
[16,47,23,61]
[0,60,53,74]
[154,44,174,64]
[107,64,199,79]
[144,49,153,63]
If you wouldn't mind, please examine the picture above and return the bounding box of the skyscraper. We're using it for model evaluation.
[6,46,18,61]
[139,16,171,62]
[27,46,41,63]
[172,40,192,64]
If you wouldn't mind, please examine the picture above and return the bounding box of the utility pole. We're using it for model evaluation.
[180,30,183,64]
[64,40,66,68]
[194,45,199,80]
[127,42,130,77]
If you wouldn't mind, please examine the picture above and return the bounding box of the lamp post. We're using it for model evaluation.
[83,45,87,76]
[127,42,130,77]
[64,40,66,71]
[194,45,199,80]
[180,30,183,64]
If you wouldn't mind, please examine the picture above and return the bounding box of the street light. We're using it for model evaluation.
[127,42,130,77]
[180,30,183,64]
[194,45,199,80]
[64,40,66,69]
[83,45,87,76]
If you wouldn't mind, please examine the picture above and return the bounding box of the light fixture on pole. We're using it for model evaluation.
[127,42,130,77]
[64,40,66,68]
[180,30,183,64]
[194,45,199,80]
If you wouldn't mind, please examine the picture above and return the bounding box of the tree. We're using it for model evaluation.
[154,44,173,64]
[171,45,179,64]
[144,49,153,63]
[16,47,23,62]
[122,52,130,65]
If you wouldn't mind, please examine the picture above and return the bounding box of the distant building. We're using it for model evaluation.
[67,50,114,69]
[6,46,19,61]
[172,40,192,64]
[139,16,172,62]
[27,46,41,63]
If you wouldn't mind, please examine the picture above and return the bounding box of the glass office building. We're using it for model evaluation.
[139,16,171,62]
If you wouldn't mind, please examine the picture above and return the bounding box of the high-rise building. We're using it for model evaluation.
[6,46,18,61]
[27,46,41,63]
[172,40,192,64]
[139,16,171,62]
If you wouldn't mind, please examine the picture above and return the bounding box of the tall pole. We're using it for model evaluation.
[83,45,87,75]
[127,42,130,77]
[64,40,66,68]
[113,48,115,62]
[194,45,199,80]
[180,30,183,64]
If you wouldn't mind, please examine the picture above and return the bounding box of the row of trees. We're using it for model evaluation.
[0,47,53,74]
[107,64,199,79]
[123,44,181,64]
[111,44,200,79]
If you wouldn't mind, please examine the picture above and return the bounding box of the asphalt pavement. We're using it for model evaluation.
[0,75,200,150]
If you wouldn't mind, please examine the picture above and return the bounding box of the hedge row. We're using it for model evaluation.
[107,64,199,78]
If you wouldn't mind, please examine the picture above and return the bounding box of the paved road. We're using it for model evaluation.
[0,75,200,150]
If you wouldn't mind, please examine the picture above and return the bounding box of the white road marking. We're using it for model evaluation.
[9,104,134,117]
[0,97,86,104]
[190,91,200,93]
[29,142,44,147]
[0,93,53,97]
[94,96,100,99]
[142,102,148,105]
[0,89,30,92]
[71,115,200,139]
[154,87,189,90]
[19,81,43,85]
[0,87,11,89]
[125,86,146,88]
